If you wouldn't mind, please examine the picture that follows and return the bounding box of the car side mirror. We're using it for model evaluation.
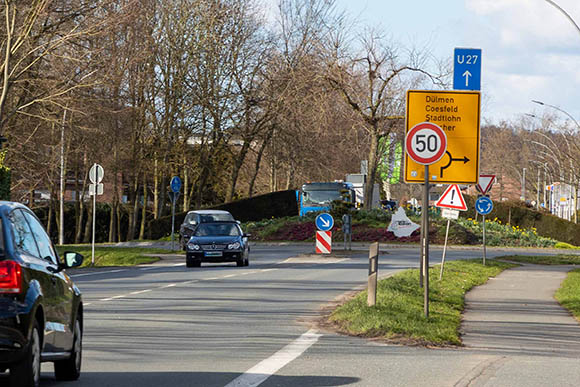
[243,233,251,238]
[63,252,84,268]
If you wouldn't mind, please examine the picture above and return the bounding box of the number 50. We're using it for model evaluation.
[415,134,439,152]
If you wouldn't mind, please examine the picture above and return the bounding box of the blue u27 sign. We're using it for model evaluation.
[453,48,482,91]
[315,213,334,232]
[475,196,493,215]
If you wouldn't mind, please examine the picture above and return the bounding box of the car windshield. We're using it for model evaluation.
[187,213,233,224]
[199,214,234,222]
[303,190,343,206]
[194,223,240,237]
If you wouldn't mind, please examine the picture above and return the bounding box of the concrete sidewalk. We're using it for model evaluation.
[461,263,580,357]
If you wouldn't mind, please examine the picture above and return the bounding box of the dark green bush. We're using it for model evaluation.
[461,195,580,245]
[148,190,299,239]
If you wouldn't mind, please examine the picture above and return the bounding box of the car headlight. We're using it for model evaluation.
[227,242,241,250]
[187,242,200,251]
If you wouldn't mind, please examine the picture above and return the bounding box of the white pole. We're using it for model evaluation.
[439,219,451,280]
[92,163,97,265]
[482,215,486,266]
[59,109,67,245]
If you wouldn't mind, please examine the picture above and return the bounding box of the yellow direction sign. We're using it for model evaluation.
[404,90,480,184]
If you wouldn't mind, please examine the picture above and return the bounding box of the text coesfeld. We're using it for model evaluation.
[424,96,461,131]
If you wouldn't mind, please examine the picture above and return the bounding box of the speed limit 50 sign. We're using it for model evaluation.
[405,122,447,165]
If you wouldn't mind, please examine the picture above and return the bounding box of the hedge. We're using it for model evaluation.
[461,195,580,245]
[148,189,299,239]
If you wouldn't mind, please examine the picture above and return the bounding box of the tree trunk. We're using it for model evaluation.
[83,200,92,243]
[364,132,380,209]
[127,173,139,241]
[183,153,190,211]
[248,133,272,198]
[226,141,251,202]
[116,201,122,242]
[153,157,159,219]
[139,176,148,240]
[47,195,53,240]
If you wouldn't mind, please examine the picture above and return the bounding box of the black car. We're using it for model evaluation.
[179,210,235,250]
[0,202,84,387]
[185,221,250,267]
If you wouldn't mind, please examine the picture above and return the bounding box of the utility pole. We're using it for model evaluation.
[522,168,526,202]
[537,168,540,210]
[59,109,67,245]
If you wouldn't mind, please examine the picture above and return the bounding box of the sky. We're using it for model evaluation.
[267,0,580,125]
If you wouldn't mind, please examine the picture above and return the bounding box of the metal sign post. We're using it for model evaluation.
[482,215,487,266]
[404,121,447,318]
[439,209,459,280]
[475,196,493,266]
[89,163,104,265]
[169,176,182,251]
[435,185,467,280]
[422,165,430,317]
[342,214,352,250]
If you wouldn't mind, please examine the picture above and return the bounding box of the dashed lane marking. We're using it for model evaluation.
[224,329,322,387]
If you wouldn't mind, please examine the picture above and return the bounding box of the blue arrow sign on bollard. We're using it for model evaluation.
[315,213,334,231]
[475,196,493,215]
[170,176,182,193]
[453,48,482,91]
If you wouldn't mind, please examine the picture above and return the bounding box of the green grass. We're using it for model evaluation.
[329,259,516,346]
[56,245,171,267]
[555,269,580,321]
[499,254,580,265]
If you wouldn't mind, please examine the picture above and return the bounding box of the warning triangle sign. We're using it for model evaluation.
[435,184,468,211]
[476,174,495,194]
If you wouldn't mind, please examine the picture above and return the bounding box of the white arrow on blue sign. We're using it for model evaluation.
[453,48,482,91]
[170,176,182,193]
[315,213,334,232]
[475,196,493,215]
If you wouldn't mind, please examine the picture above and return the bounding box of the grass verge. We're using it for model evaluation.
[555,269,580,321]
[500,254,580,265]
[328,259,516,346]
[56,245,171,267]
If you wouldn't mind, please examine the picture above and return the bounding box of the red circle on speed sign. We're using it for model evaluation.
[405,122,447,165]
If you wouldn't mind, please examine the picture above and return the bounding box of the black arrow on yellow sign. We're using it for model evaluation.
[440,151,470,178]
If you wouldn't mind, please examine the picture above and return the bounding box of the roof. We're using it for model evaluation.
[186,209,232,215]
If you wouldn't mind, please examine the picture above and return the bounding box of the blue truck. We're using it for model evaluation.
[297,182,355,216]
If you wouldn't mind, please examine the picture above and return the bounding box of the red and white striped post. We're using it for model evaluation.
[315,231,332,254]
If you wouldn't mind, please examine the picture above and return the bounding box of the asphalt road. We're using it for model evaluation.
[12,243,578,386]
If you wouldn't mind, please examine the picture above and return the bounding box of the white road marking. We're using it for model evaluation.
[86,257,341,305]
[224,329,322,387]
[130,289,152,295]
[71,269,126,278]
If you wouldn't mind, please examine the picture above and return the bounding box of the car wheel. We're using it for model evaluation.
[186,256,195,268]
[54,317,82,381]
[10,319,41,387]
[244,257,249,266]
[236,258,244,267]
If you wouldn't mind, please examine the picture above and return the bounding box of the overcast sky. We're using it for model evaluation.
[267,0,580,125]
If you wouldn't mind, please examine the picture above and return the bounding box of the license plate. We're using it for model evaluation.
[204,251,223,257]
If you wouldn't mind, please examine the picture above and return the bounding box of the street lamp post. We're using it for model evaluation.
[522,168,526,202]
[531,101,579,222]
